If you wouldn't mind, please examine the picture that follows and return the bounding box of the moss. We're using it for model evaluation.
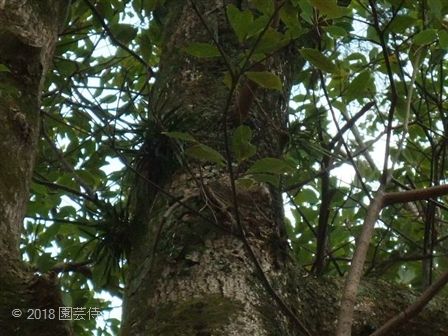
[149,294,241,335]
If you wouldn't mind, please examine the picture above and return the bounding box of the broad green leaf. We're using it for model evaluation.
[344,71,371,101]
[388,15,418,33]
[246,71,282,91]
[247,15,270,38]
[236,177,256,189]
[58,206,77,218]
[324,25,348,38]
[163,131,197,142]
[185,42,220,58]
[226,4,254,42]
[294,188,318,204]
[248,157,294,174]
[223,71,233,88]
[36,252,56,273]
[100,94,117,104]
[280,3,301,36]
[439,30,448,50]
[0,64,10,72]
[231,125,256,162]
[249,173,280,186]
[114,24,138,45]
[311,0,348,19]
[300,48,337,73]
[39,223,62,246]
[413,29,437,45]
[77,170,100,188]
[254,29,289,54]
[186,144,226,166]
[397,267,416,285]
[428,0,442,19]
[249,0,274,14]
[298,0,314,24]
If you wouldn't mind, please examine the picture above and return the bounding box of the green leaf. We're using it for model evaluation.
[235,177,256,189]
[311,0,348,19]
[247,15,270,38]
[428,0,442,19]
[248,157,294,174]
[294,188,318,204]
[246,71,282,91]
[249,173,280,187]
[324,25,348,38]
[300,48,337,73]
[0,64,10,72]
[280,3,301,36]
[36,252,56,273]
[249,0,274,14]
[58,206,77,218]
[114,24,138,45]
[163,131,197,142]
[231,125,257,162]
[100,94,117,104]
[186,144,226,166]
[439,30,448,50]
[413,29,438,45]
[39,223,61,246]
[226,4,254,42]
[77,170,100,188]
[388,15,418,33]
[185,42,220,58]
[344,71,371,101]
[254,29,289,54]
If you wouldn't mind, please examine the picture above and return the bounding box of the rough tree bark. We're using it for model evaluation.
[121,1,448,336]
[0,1,71,335]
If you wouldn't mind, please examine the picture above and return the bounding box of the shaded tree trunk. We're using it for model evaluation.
[0,1,71,335]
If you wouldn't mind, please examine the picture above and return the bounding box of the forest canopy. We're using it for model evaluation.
[3,0,448,335]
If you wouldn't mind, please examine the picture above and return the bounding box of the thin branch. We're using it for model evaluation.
[51,260,93,275]
[328,102,375,149]
[82,0,155,78]
[390,49,422,172]
[32,176,97,203]
[41,128,97,200]
[369,0,398,184]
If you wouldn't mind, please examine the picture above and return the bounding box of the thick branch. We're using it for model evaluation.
[383,184,448,206]
[336,189,385,336]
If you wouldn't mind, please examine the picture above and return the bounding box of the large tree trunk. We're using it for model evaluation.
[0,1,71,335]
[121,1,448,336]
[121,1,295,334]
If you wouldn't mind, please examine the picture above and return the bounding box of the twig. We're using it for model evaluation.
[42,129,97,200]
[328,102,375,149]
[82,0,155,78]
